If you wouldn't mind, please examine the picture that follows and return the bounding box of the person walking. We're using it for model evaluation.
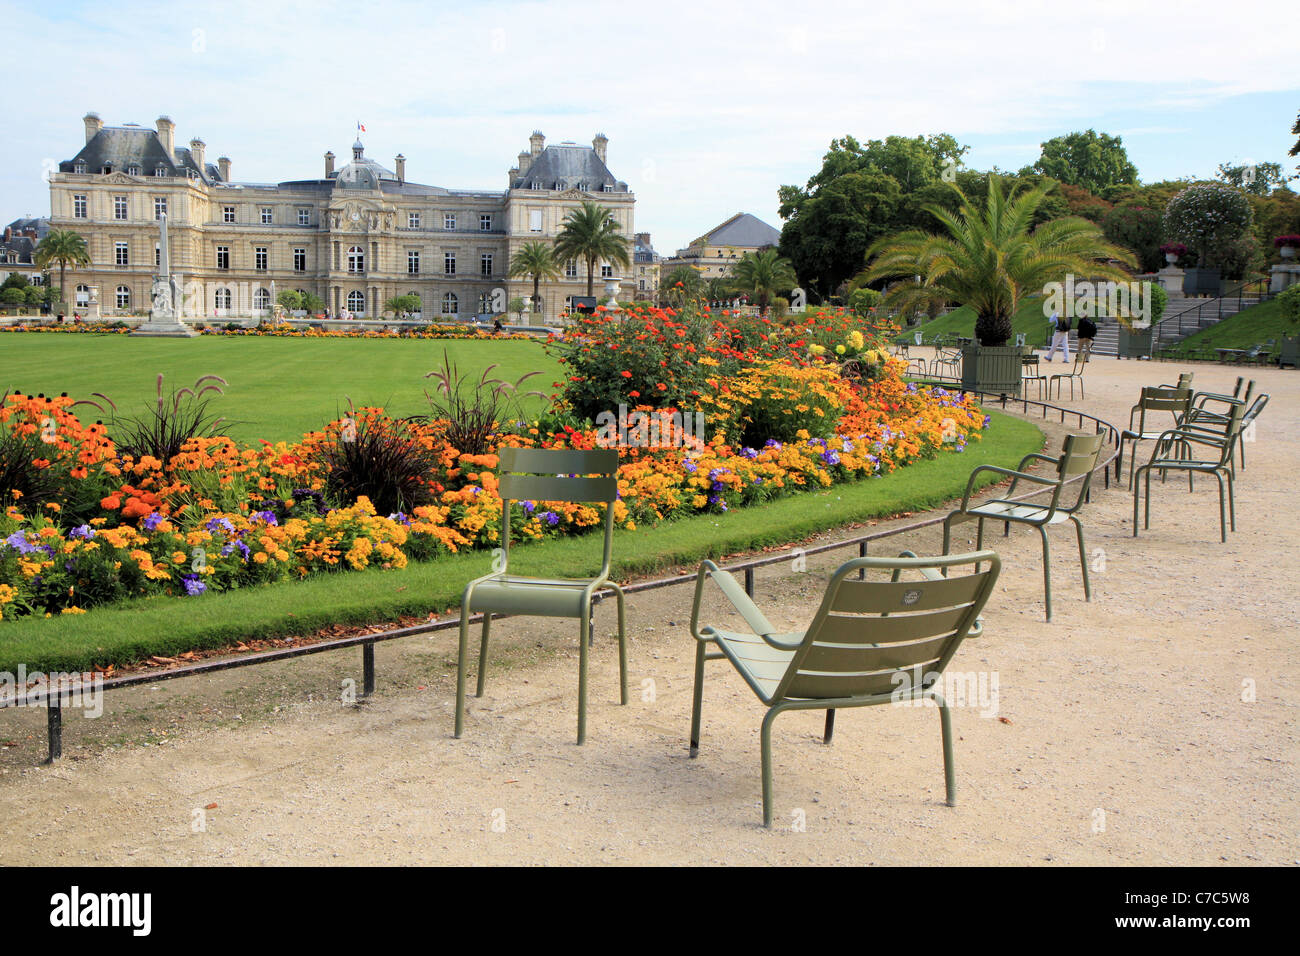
[1076,314,1097,361]
[1045,310,1071,363]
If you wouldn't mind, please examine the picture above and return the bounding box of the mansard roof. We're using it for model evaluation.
[511,143,627,192]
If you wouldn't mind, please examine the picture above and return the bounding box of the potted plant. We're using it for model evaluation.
[862,174,1134,396]
[1159,242,1187,265]
[1274,235,1300,260]
[1278,284,1300,368]
[1163,184,1255,298]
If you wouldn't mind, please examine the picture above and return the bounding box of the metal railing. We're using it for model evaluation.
[1151,276,1271,350]
[2,391,1121,762]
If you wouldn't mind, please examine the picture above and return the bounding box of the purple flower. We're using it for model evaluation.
[4,532,35,554]
[182,574,207,596]
[387,512,411,526]
[764,439,782,450]
[521,500,536,514]
[206,516,236,535]
[682,458,697,473]
[142,512,164,531]
[540,510,560,526]
[740,446,759,459]
[821,449,841,466]
[69,524,96,540]
[252,510,278,526]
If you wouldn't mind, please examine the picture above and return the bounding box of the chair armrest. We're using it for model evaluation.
[958,465,1056,511]
[1016,451,1060,471]
[690,560,778,643]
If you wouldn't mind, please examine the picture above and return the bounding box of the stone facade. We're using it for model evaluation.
[658,212,781,284]
[47,115,635,321]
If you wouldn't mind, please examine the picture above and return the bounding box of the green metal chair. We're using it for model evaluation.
[1132,399,1245,543]
[454,447,627,745]
[688,550,1000,828]
[1048,352,1088,401]
[1116,385,1192,488]
[942,432,1104,622]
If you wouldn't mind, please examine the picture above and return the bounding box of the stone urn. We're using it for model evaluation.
[1280,245,1297,260]
[1165,252,1179,265]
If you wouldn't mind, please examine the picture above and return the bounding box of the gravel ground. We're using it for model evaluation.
[0,355,1295,866]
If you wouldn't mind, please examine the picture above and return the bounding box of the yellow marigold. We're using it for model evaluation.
[60,606,87,615]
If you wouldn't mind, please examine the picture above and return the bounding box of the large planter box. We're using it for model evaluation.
[960,345,1022,397]
[1280,335,1300,369]
[1182,267,1221,297]
[1117,326,1153,360]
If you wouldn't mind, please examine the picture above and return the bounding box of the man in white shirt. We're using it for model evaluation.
[1045,310,1071,363]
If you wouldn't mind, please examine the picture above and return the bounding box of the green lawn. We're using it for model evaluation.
[0,410,1043,672]
[1157,297,1297,360]
[0,334,559,442]
[893,297,1054,347]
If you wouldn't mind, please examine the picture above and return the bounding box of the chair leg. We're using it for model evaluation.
[935,690,956,807]
[1073,516,1091,600]
[577,602,590,746]
[474,614,492,698]
[455,613,471,738]
[940,515,954,576]
[823,709,836,745]
[1144,466,1153,530]
[1132,468,1142,537]
[1215,472,1227,543]
[689,641,705,757]
[975,517,985,572]
[1225,468,1236,532]
[761,706,782,829]
[1039,525,1053,622]
[612,584,628,706]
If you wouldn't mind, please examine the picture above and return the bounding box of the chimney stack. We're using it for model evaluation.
[84,112,103,145]
[593,133,608,164]
[189,138,206,174]
[325,151,336,177]
[156,116,175,158]
[529,130,545,156]
[395,154,406,183]
[218,156,231,182]
[517,150,533,176]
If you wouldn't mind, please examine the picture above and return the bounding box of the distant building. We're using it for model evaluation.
[658,212,781,283]
[45,114,636,319]
[0,217,50,287]
[632,232,660,300]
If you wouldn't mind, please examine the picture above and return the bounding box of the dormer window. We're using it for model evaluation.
[101,164,112,174]
[602,184,613,192]
[553,182,563,191]
[127,164,141,176]
[74,161,87,174]
[154,165,167,177]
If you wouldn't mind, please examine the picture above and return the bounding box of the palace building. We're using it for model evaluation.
[46,114,635,320]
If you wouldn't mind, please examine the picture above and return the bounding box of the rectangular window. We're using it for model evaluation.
[223,206,235,224]
[73,195,86,218]
[444,213,456,230]
[528,210,542,232]
[115,241,129,266]
[155,244,161,268]
[154,197,167,220]
[261,207,273,225]
[565,260,577,279]
[255,246,268,271]
[154,166,166,177]
[293,248,306,272]
[444,252,456,275]
[113,196,127,220]
[408,251,420,275]
[480,214,492,231]
[601,264,613,278]
[216,246,230,270]
[298,208,310,226]
[408,212,421,229]
[480,253,493,277]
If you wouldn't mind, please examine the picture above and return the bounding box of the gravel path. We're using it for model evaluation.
[1,355,1295,865]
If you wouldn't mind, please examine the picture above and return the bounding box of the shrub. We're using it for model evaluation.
[306,407,442,515]
[0,392,115,519]
[700,361,850,447]
[1148,282,1168,324]
[111,373,230,463]
[1163,184,1254,268]
[422,350,544,455]
[1277,283,1300,327]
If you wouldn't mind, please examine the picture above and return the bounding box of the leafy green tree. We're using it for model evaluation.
[1021,130,1139,193]
[704,276,735,304]
[0,288,26,308]
[1162,184,1255,268]
[33,229,90,310]
[1102,203,1165,273]
[23,286,44,307]
[847,286,882,317]
[778,171,902,298]
[1217,161,1291,196]
[384,294,423,317]
[276,289,303,312]
[300,291,326,314]
[729,249,797,315]
[1,272,30,292]
[508,240,561,311]
[554,200,630,297]
[863,174,1135,346]
[508,296,527,320]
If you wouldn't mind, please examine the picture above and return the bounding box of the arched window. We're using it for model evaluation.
[253,288,270,311]
[441,292,458,315]
[75,285,90,307]
[215,288,232,310]
[347,246,364,273]
[347,290,365,314]
[406,292,422,315]
[115,285,131,310]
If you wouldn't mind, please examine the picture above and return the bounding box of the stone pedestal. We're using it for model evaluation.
[1155,266,1184,293]
[1269,264,1300,293]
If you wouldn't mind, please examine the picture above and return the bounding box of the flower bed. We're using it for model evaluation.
[0,306,988,619]
[0,321,532,341]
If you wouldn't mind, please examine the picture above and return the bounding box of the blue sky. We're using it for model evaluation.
[1,0,1296,253]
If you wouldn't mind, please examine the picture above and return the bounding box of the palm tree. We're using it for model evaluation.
[730,248,797,315]
[508,241,561,312]
[863,174,1135,345]
[34,229,90,312]
[554,200,630,297]
[661,265,704,308]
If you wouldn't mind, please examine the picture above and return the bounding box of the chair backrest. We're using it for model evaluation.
[1177,372,1193,390]
[773,552,1000,703]
[1136,386,1192,432]
[1241,393,1269,428]
[1049,432,1106,513]
[497,447,620,574]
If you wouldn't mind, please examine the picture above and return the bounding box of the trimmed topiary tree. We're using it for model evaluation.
[1162,184,1254,269]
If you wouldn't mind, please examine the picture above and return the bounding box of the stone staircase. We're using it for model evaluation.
[1087,286,1266,357]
